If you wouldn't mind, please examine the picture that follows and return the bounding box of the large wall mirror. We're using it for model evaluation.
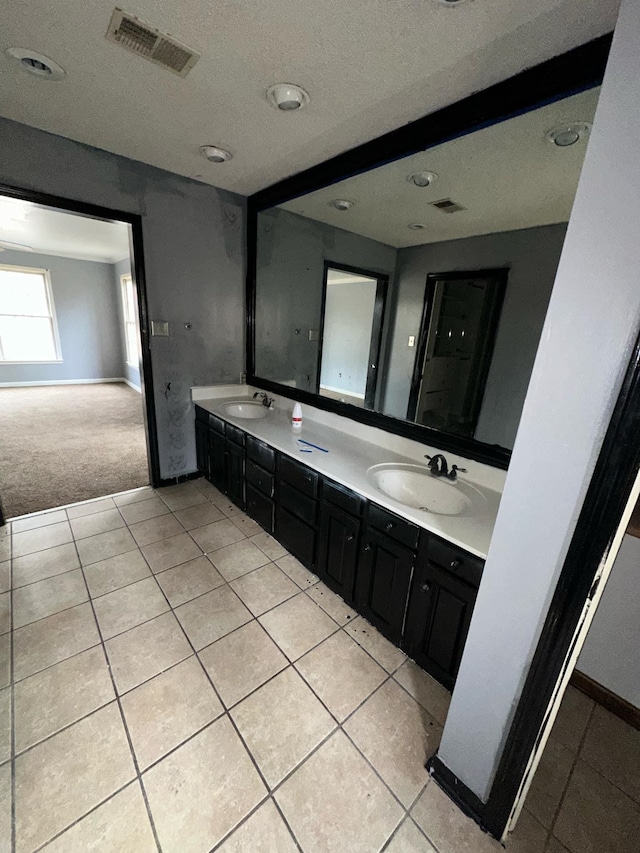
[248,40,609,467]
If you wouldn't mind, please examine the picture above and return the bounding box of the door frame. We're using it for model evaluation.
[407,268,508,426]
[316,261,389,409]
[0,183,161,495]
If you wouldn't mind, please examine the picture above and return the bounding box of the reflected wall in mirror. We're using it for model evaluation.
[254,85,601,453]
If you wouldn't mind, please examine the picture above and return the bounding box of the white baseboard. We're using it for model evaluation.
[124,379,142,393]
[0,378,128,388]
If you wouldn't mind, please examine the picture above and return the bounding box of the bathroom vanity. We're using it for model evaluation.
[194,394,502,691]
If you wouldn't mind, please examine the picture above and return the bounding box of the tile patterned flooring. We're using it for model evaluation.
[0,479,638,852]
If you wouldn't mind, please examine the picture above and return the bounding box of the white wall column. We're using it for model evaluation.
[437,0,640,802]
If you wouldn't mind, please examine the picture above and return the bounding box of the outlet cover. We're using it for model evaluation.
[308,329,319,341]
[152,321,169,337]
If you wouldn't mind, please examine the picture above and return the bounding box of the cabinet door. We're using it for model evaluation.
[225,440,245,509]
[208,427,225,491]
[316,502,359,604]
[246,483,274,533]
[195,419,209,476]
[355,527,414,644]
[275,504,316,569]
[404,561,477,691]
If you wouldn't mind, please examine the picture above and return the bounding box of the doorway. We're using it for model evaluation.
[317,263,388,410]
[407,268,507,434]
[0,187,159,520]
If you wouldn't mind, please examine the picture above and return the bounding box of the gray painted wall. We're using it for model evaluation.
[255,207,397,393]
[383,223,567,449]
[438,0,640,803]
[0,117,245,479]
[112,256,140,389]
[577,534,640,709]
[0,249,125,383]
[320,279,377,396]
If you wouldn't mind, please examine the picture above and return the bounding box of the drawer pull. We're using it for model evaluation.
[363,544,371,552]
[305,476,312,483]
[450,559,462,569]
[346,534,354,542]
[385,522,394,531]
[420,581,432,593]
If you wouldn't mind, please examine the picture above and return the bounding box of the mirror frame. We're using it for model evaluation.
[246,34,611,469]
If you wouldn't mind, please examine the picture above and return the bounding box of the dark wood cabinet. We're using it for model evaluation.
[195,419,208,475]
[208,427,226,491]
[404,535,483,690]
[355,526,415,645]
[317,501,360,604]
[225,439,245,509]
[194,404,484,692]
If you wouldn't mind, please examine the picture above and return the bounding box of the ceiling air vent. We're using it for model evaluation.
[105,8,200,77]
[429,198,467,214]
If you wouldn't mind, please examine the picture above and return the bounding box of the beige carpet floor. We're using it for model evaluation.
[0,383,149,519]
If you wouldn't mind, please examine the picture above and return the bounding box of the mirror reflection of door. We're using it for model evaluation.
[408,269,507,436]
[317,264,388,410]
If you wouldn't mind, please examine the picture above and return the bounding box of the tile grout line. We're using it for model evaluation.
[71,526,165,853]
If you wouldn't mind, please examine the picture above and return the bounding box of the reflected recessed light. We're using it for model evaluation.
[546,123,591,147]
[6,47,66,80]
[199,145,232,163]
[330,199,355,211]
[407,171,438,188]
[408,223,428,230]
[267,83,310,111]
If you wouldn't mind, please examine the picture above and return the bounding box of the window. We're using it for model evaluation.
[121,274,139,366]
[0,265,61,362]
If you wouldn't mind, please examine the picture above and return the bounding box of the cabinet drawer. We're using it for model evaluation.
[279,481,317,526]
[209,414,225,434]
[427,536,484,588]
[279,454,318,498]
[368,504,419,551]
[225,423,245,447]
[247,436,276,473]
[246,484,274,533]
[275,505,316,568]
[322,479,362,517]
[246,459,274,498]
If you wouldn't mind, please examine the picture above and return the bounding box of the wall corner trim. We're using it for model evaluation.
[426,753,489,832]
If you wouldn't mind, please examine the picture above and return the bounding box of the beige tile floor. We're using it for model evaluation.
[1,479,638,852]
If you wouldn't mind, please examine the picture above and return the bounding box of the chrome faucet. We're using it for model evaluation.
[253,391,274,408]
[424,454,467,481]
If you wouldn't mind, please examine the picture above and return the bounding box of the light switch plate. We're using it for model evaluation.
[152,321,169,337]
[308,329,319,341]
[408,335,416,347]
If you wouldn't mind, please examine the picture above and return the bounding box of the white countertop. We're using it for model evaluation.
[194,393,503,559]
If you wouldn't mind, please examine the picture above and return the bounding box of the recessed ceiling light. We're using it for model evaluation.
[6,48,65,80]
[408,223,428,230]
[434,0,472,7]
[330,199,355,211]
[546,123,591,147]
[199,145,232,163]
[267,83,310,111]
[407,171,438,188]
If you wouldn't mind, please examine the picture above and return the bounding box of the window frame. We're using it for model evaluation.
[120,273,139,367]
[0,263,62,364]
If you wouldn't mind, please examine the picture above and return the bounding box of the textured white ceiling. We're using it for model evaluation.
[0,197,131,262]
[0,0,619,196]
[280,88,600,247]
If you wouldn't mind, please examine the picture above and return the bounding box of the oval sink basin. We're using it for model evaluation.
[366,463,485,516]
[221,401,270,419]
